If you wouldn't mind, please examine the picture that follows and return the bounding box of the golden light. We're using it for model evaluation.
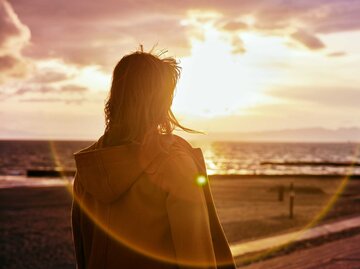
[173,13,287,118]
[71,66,111,91]
[38,9,360,267]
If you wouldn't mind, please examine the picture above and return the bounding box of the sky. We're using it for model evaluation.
[1,0,360,140]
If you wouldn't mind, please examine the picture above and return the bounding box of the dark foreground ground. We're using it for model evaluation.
[1,176,360,269]
[0,186,74,269]
[241,232,360,269]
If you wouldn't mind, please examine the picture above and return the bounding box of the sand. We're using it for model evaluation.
[0,186,75,269]
[211,175,360,243]
[1,176,360,269]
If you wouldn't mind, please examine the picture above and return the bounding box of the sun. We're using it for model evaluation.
[172,14,289,118]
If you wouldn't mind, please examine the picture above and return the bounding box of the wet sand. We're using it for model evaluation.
[1,176,360,269]
[211,175,360,243]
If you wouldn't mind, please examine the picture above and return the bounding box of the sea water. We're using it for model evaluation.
[0,140,359,188]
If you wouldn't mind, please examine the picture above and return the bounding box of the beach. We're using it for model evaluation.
[212,175,360,243]
[1,175,359,269]
[0,186,75,269]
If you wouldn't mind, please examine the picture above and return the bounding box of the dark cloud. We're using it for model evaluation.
[303,0,360,34]
[290,29,325,50]
[6,0,357,68]
[253,2,308,30]
[22,15,190,71]
[0,53,29,82]
[0,54,17,70]
[3,0,360,71]
[251,0,360,34]
[221,21,248,31]
[9,0,193,69]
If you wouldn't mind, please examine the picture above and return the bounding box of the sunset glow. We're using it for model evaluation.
[174,22,273,117]
[2,2,360,267]
[1,0,360,139]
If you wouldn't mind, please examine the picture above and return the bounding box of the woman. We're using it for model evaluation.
[71,48,236,269]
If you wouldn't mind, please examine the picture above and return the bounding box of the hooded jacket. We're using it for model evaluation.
[71,133,236,269]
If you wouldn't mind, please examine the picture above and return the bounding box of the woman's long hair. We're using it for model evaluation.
[103,47,201,146]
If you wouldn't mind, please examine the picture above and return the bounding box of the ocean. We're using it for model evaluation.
[0,139,359,188]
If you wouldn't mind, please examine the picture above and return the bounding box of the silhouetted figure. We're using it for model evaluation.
[71,47,236,269]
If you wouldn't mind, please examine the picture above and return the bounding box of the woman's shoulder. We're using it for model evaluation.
[166,134,205,174]
[73,136,104,155]
[143,133,206,183]
[150,134,202,191]
[156,134,197,166]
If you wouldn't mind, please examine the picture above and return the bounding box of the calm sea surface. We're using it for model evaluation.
[0,139,359,188]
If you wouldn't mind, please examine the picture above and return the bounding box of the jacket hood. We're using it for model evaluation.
[73,133,176,203]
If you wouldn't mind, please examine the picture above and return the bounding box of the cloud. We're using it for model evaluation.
[0,85,54,100]
[327,51,346,57]
[0,54,17,70]
[12,85,56,96]
[10,0,193,70]
[1,1,357,78]
[60,84,88,94]
[303,1,360,34]
[5,0,360,71]
[30,70,72,83]
[0,0,30,51]
[9,84,89,98]
[251,0,360,34]
[19,97,85,104]
[221,21,248,31]
[0,0,31,83]
[0,54,29,82]
[290,29,325,50]
[231,36,246,54]
[267,86,360,108]
[26,17,190,71]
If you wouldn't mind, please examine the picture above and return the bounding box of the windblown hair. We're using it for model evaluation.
[103,48,200,146]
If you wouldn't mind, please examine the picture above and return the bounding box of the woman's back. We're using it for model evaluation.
[71,48,235,269]
[72,133,235,268]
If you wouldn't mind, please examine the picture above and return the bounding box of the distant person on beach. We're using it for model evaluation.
[71,47,236,269]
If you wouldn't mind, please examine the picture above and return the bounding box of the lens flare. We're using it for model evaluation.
[71,174,220,267]
[236,143,360,264]
[196,175,207,186]
[48,140,360,266]
[48,140,73,192]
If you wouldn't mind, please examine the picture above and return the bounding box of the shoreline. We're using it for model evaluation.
[210,174,360,179]
[1,173,360,189]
